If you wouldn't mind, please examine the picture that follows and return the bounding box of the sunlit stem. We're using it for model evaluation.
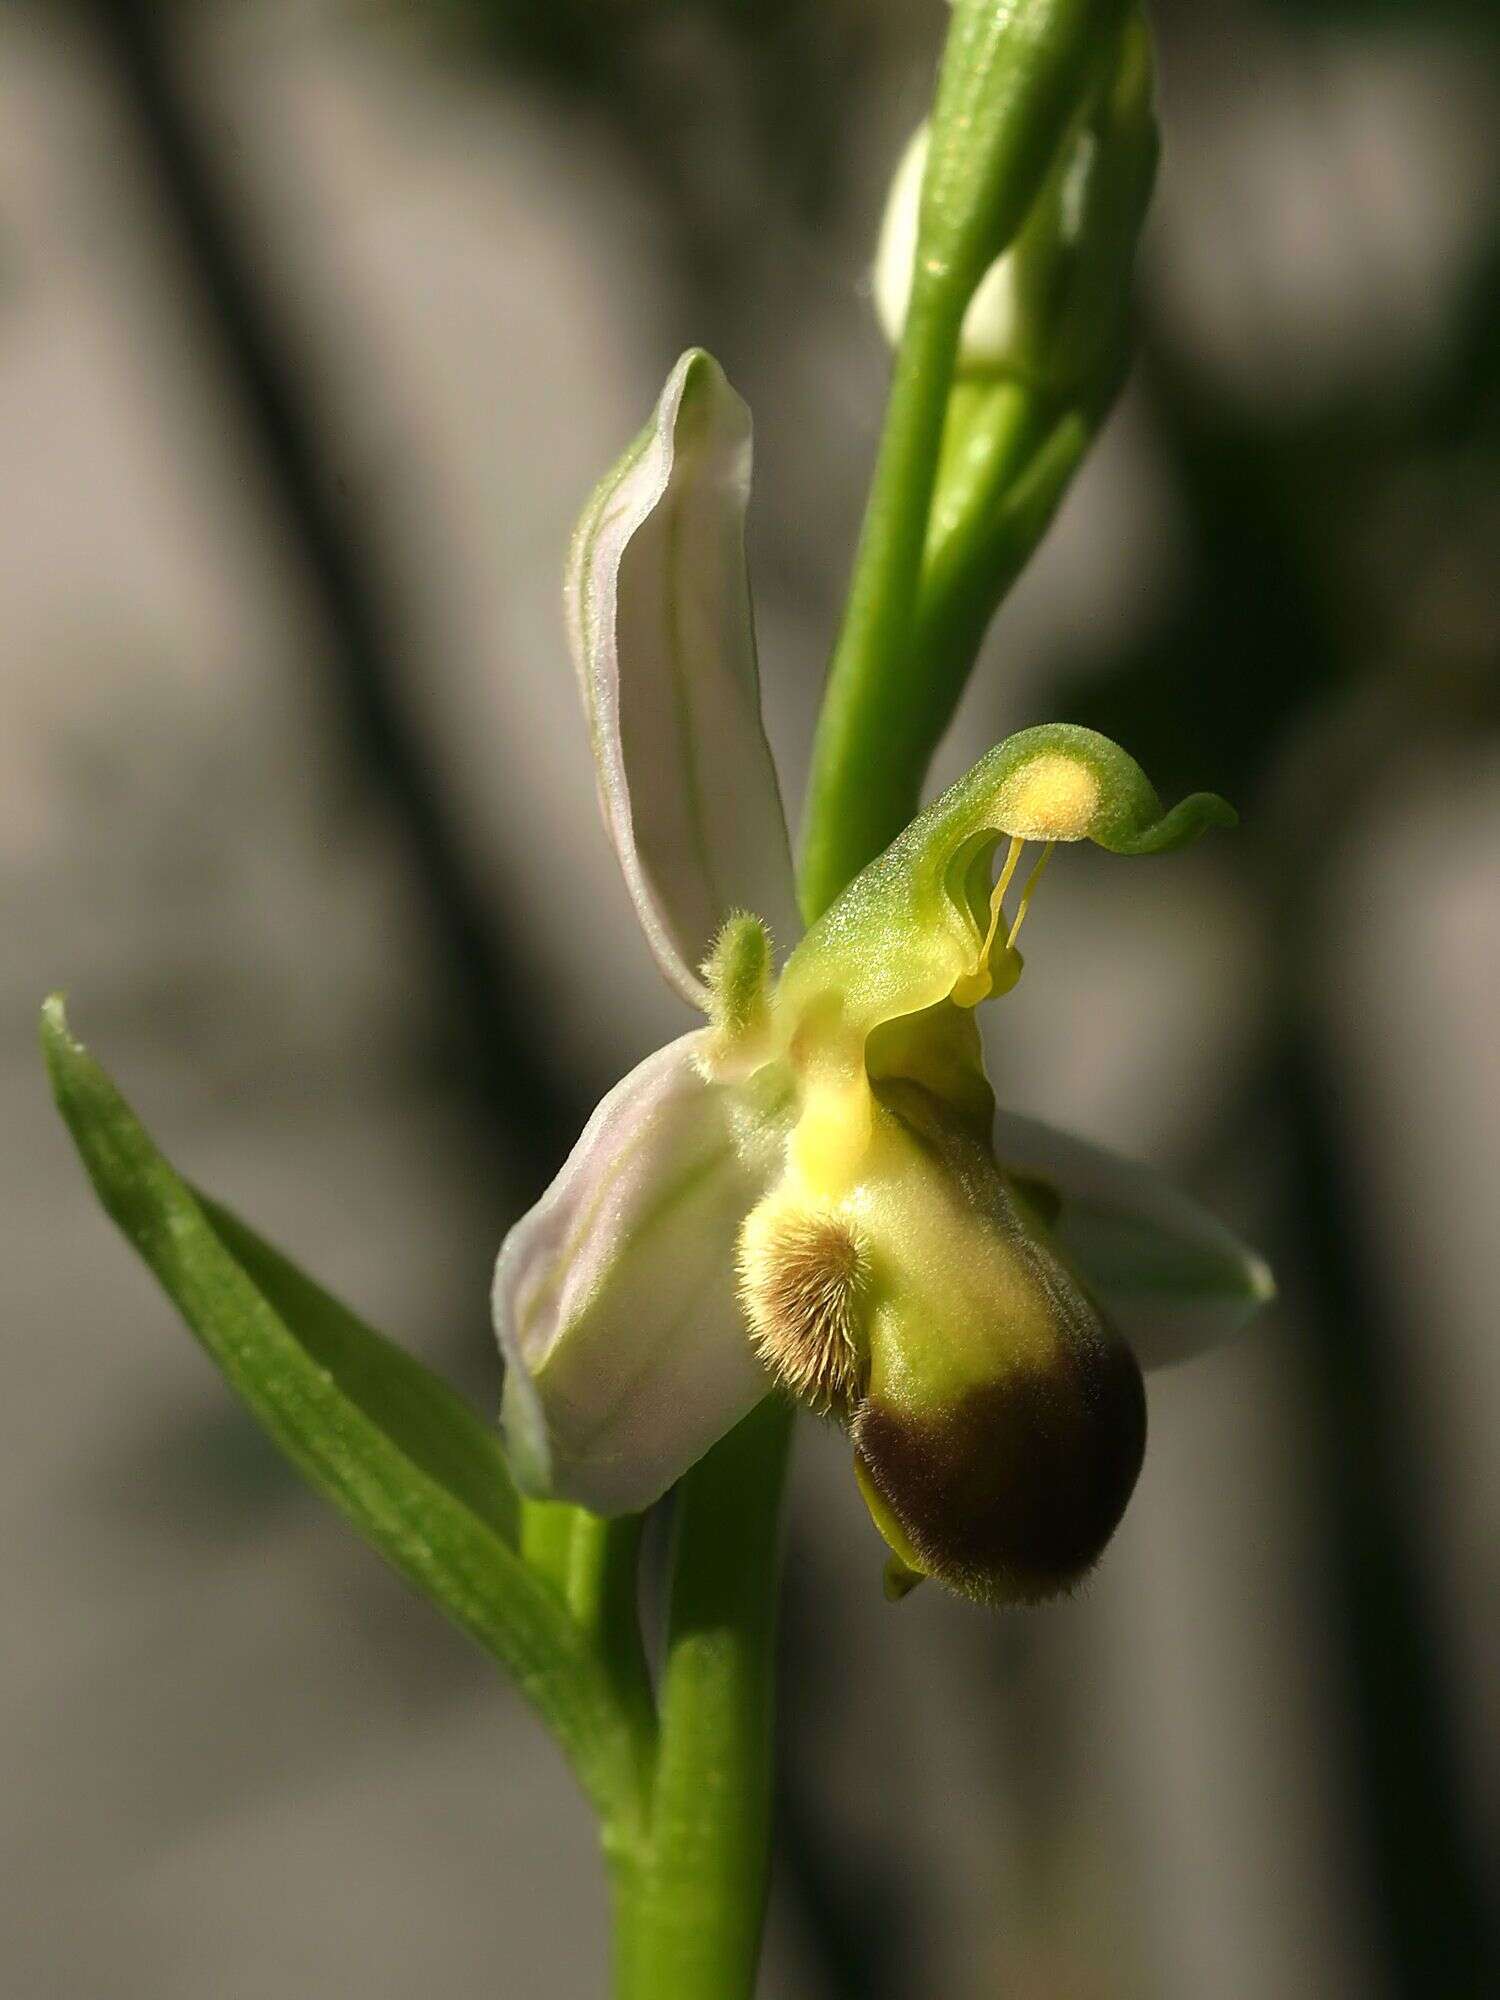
[801,0,1130,915]
[524,1500,657,1802]
[799,276,967,922]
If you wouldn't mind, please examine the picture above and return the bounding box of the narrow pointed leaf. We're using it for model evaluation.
[41,999,637,1805]
[566,349,800,1002]
[198,1193,519,1547]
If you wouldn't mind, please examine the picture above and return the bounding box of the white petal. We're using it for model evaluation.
[566,350,800,1005]
[494,1032,777,1513]
[872,123,1024,368]
[994,1110,1275,1370]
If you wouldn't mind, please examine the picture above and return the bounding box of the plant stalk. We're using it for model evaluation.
[607,1399,793,2000]
[799,279,966,919]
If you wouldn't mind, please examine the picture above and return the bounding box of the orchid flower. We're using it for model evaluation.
[494,350,1273,1605]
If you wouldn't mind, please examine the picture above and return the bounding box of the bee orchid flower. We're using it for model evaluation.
[494,350,1273,1604]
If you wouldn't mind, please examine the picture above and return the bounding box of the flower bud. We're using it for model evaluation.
[873,15,1158,399]
[873,121,1028,374]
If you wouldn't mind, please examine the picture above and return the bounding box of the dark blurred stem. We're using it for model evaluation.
[1101,281,1497,1992]
[1273,1013,1496,1995]
[85,0,583,1184]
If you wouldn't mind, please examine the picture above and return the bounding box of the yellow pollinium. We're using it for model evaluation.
[994,753,1101,843]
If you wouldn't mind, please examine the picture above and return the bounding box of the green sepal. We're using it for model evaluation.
[990,10,1158,402]
[702,911,774,1060]
[40,998,646,1819]
[920,0,1134,313]
[778,724,1234,1047]
[883,13,1157,405]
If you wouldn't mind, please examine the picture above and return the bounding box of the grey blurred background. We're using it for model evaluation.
[4,0,1497,1994]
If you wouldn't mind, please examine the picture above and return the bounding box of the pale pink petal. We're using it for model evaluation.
[494,1032,779,1512]
[566,351,800,1004]
[995,1110,1275,1370]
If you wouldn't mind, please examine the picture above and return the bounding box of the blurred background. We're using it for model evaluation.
[4,0,1497,1993]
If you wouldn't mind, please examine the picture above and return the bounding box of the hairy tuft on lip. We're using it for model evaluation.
[738,1200,870,1415]
[852,1328,1146,1606]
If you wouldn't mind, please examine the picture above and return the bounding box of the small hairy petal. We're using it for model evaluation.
[738,1198,870,1415]
[703,911,774,1046]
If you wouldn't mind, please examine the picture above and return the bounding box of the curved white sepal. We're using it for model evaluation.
[994,1110,1275,1370]
[566,350,800,1005]
[494,1032,776,1513]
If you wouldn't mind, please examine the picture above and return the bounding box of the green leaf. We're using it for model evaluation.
[40,997,645,1820]
[196,1193,519,1548]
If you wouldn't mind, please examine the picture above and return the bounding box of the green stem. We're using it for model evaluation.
[909,405,1093,749]
[520,1496,579,1594]
[567,1512,658,1774]
[924,379,1037,568]
[523,1500,657,1802]
[608,1399,793,2000]
[800,279,965,920]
